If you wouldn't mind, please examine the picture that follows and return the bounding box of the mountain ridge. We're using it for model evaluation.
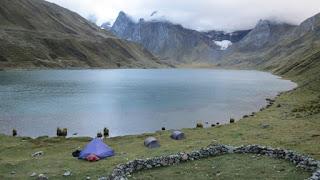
[220,12,320,71]
[0,0,169,69]
[111,11,224,64]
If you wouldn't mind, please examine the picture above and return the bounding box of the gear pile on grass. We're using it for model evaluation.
[108,144,320,180]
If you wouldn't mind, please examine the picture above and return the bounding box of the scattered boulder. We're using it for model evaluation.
[57,127,67,137]
[103,128,109,138]
[98,177,107,180]
[30,172,37,177]
[196,123,204,128]
[97,132,103,138]
[260,124,270,129]
[37,174,48,180]
[63,170,71,176]
[266,98,275,103]
[230,118,235,123]
[12,129,17,137]
[32,151,44,158]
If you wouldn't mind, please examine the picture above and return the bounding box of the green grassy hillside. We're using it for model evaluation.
[0,0,168,69]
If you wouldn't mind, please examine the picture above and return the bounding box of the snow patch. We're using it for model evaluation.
[214,40,232,50]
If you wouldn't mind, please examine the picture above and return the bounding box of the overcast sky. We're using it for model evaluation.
[46,0,320,32]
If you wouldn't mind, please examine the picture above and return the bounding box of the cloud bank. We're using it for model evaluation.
[46,0,320,31]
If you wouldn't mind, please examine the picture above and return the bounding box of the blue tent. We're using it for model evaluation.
[144,137,160,148]
[79,138,114,159]
[170,130,185,140]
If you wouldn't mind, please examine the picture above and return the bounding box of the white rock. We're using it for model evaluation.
[98,177,107,180]
[63,170,71,176]
[32,151,44,158]
[38,174,49,180]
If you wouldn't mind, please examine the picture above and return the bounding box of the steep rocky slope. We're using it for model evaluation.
[219,13,320,71]
[0,0,167,69]
[266,13,320,83]
[111,11,222,64]
[235,20,296,51]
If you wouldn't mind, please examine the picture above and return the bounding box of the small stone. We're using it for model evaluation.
[63,170,71,176]
[278,168,285,172]
[10,171,16,175]
[181,154,188,161]
[37,174,48,180]
[261,124,270,129]
[32,151,44,158]
[98,177,107,180]
[30,172,37,177]
[86,176,90,180]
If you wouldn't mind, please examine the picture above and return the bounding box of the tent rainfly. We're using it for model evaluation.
[79,138,114,160]
[170,130,185,140]
[144,137,160,148]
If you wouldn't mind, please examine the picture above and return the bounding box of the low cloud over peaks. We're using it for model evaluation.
[46,0,320,31]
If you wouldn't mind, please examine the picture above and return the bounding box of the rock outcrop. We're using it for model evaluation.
[111,11,222,64]
[234,20,296,51]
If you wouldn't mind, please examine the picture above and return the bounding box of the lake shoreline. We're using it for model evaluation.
[0,69,296,137]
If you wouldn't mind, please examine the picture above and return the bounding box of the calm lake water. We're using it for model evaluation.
[0,69,296,137]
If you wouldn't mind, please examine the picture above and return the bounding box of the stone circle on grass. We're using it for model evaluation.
[108,144,320,180]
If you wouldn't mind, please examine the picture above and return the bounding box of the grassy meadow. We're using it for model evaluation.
[0,72,319,179]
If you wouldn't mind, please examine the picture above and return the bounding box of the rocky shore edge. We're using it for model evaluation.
[108,144,320,180]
